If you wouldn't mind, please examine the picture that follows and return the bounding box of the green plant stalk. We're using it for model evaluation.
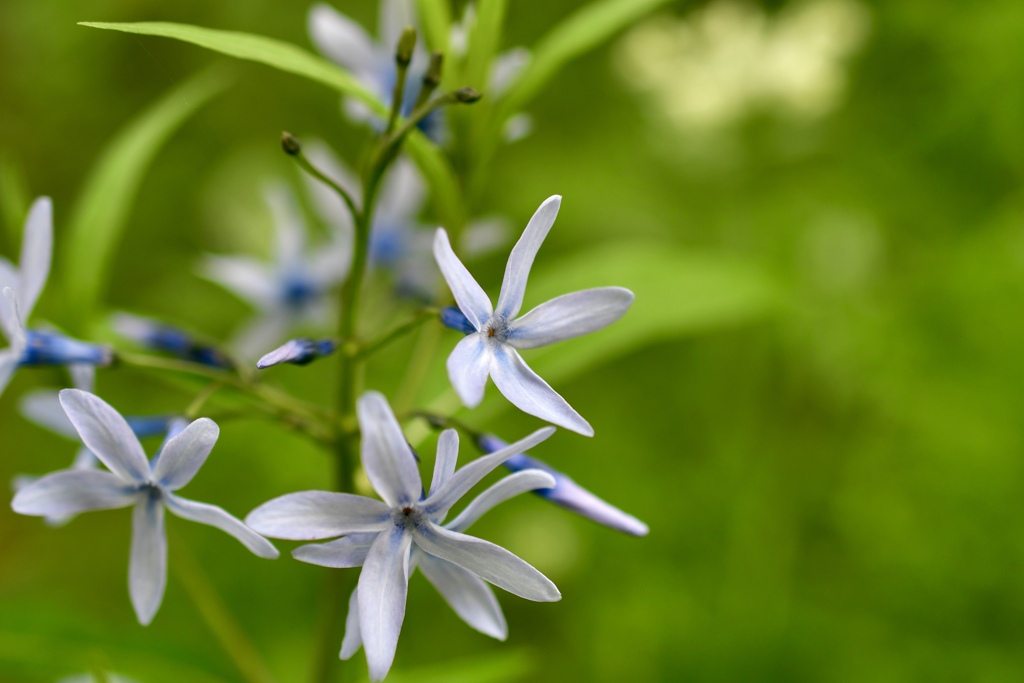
[355,308,438,360]
[172,536,279,683]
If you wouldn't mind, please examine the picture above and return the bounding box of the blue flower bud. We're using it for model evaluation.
[257,338,337,369]
[18,331,113,368]
[113,314,233,369]
[440,306,476,335]
[479,434,649,537]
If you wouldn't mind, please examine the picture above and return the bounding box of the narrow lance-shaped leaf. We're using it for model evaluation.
[409,243,780,446]
[62,68,228,329]
[0,152,30,247]
[415,0,453,56]
[463,0,508,94]
[79,21,465,229]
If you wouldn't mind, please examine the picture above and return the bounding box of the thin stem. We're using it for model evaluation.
[291,148,359,221]
[355,308,438,360]
[184,382,222,418]
[172,535,279,683]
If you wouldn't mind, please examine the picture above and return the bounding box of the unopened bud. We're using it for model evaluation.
[281,131,301,156]
[396,26,417,66]
[424,52,444,88]
[454,87,482,104]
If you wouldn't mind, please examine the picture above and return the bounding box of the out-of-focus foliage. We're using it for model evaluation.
[3,0,1024,681]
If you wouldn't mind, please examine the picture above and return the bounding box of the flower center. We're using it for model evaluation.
[482,317,509,343]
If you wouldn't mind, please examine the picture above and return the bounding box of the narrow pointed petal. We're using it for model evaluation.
[265,183,307,268]
[309,3,380,78]
[1,288,26,350]
[379,0,416,53]
[59,389,151,482]
[429,429,459,496]
[494,196,561,320]
[151,418,219,490]
[357,391,422,507]
[164,492,279,558]
[377,159,425,224]
[340,588,363,659]
[257,338,336,369]
[446,470,556,533]
[422,427,555,519]
[130,495,167,626]
[417,551,507,640]
[68,363,96,392]
[12,469,137,517]
[490,347,593,436]
[20,390,79,439]
[358,526,413,682]
[507,287,635,350]
[293,533,376,568]
[18,196,52,320]
[445,335,490,408]
[245,491,389,540]
[433,229,491,329]
[0,350,18,397]
[0,258,17,296]
[415,523,560,602]
[198,255,276,308]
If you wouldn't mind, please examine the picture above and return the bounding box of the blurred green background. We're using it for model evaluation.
[3,0,1024,681]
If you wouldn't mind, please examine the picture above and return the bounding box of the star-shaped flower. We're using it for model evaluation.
[12,389,279,625]
[433,195,635,436]
[246,391,559,681]
[199,182,351,359]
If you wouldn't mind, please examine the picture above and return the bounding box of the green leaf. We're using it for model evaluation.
[62,69,228,329]
[415,0,452,55]
[409,243,779,443]
[498,0,672,117]
[80,21,465,228]
[464,0,508,92]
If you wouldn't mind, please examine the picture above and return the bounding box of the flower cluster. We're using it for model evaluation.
[8,3,651,682]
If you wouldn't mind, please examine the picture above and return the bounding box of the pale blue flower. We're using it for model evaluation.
[0,199,112,396]
[478,434,649,537]
[14,388,179,526]
[246,391,558,682]
[12,390,279,625]
[433,195,635,436]
[308,0,444,141]
[199,182,351,359]
[257,337,337,369]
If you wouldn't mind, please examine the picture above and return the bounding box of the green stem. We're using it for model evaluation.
[355,308,438,360]
[172,536,279,683]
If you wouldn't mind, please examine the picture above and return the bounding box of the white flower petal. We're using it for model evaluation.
[0,287,26,350]
[445,334,491,408]
[490,346,594,436]
[357,391,422,507]
[309,3,381,79]
[428,429,459,496]
[59,389,151,483]
[67,363,96,392]
[446,470,556,533]
[416,551,507,639]
[164,492,279,558]
[0,350,18,398]
[264,182,308,269]
[198,255,277,308]
[507,287,634,350]
[489,47,531,97]
[494,195,561,319]
[130,494,167,626]
[20,390,79,439]
[293,533,376,568]
[379,0,416,54]
[340,588,363,659]
[358,525,413,682]
[151,418,219,490]
[377,158,425,224]
[245,491,389,540]
[18,196,52,320]
[0,257,18,296]
[415,522,560,602]
[422,427,555,519]
[433,229,491,329]
[11,469,137,517]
